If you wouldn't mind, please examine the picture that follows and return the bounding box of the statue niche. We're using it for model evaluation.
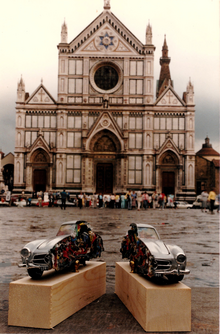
[93,135,116,152]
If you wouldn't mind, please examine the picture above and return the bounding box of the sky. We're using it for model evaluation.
[0,0,219,154]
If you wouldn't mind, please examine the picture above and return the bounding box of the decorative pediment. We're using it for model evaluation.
[29,133,51,154]
[86,111,124,151]
[158,135,180,156]
[74,23,139,56]
[155,86,185,107]
[26,83,56,105]
[66,10,145,56]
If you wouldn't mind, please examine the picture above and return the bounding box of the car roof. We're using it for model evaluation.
[136,223,156,229]
[60,220,87,226]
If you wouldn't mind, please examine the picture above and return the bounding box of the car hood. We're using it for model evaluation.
[37,235,70,251]
[140,239,173,259]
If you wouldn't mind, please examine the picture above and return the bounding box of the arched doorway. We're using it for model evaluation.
[159,150,179,196]
[31,149,50,192]
[90,130,121,194]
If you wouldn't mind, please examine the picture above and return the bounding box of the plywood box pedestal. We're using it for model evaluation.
[8,261,106,329]
[115,262,191,332]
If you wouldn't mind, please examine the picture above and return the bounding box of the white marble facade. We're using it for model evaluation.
[14,1,196,200]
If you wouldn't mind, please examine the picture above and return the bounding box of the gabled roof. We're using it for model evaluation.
[196,147,220,157]
[26,83,56,105]
[60,10,149,56]
[155,84,186,107]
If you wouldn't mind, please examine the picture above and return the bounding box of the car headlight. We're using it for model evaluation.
[176,253,186,263]
[20,247,31,258]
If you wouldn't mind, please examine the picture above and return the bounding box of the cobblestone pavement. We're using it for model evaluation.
[0,206,219,333]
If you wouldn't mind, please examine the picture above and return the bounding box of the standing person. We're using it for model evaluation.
[142,191,149,210]
[60,189,67,210]
[93,193,98,208]
[131,191,137,209]
[120,193,125,209]
[201,190,209,212]
[99,193,103,208]
[152,191,158,209]
[160,192,165,210]
[115,194,120,208]
[127,190,132,210]
[110,194,115,208]
[78,192,83,209]
[208,189,216,214]
[38,193,42,207]
[137,190,142,211]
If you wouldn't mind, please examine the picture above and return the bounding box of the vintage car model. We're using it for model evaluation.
[19,220,104,279]
[120,223,190,283]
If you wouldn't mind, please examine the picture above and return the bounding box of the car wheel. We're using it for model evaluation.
[27,268,43,279]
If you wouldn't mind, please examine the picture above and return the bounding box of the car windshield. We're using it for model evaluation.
[137,227,159,240]
[56,224,77,236]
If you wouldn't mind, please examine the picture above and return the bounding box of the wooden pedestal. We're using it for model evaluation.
[115,262,191,332]
[8,261,106,329]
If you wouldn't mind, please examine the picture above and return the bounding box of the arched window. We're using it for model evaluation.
[146,163,151,185]
[16,161,20,183]
[59,162,63,184]
[17,132,21,146]
[146,134,150,148]
[188,164,194,186]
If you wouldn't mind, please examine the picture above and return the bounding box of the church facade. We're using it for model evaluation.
[14,1,196,200]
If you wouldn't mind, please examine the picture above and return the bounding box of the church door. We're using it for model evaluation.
[34,169,46,192]
[162,172,175,196]
[96,163,113,194]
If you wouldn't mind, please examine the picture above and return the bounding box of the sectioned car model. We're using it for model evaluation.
[120,223,190,283]
[19,221,104,279]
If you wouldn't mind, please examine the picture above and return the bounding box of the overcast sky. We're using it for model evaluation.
[0,0,219,154]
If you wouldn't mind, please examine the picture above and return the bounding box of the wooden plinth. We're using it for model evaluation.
[8,261,106,329]
[115,262,191,332]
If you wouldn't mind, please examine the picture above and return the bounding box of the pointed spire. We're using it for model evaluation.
[146,21,152,44]
[61,20,68,43]
[156,36,172,98]
[104,0,111,10]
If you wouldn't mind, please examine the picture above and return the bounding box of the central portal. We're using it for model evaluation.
[162,171,175,196]
[96,163,113,194]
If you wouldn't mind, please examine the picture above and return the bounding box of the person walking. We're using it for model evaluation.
[131,191,137,209]
[78,192,83,209]
[127,190,132,210]
[201,190,209,212]
[208,189,216,214]
[99,194,103,208]
[137,190,142,211]
[152,191,158,209]
[60,189,67,210]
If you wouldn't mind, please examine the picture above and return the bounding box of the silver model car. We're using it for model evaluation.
[120,223,190,283]
[19,220,104,279]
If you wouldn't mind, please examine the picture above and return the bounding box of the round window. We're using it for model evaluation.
[94,66,119,91]
[90,62,123,94]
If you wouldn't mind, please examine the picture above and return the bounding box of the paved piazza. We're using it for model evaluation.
[0,206,219,288]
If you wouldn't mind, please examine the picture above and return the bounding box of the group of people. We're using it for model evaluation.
[75,191,172,210]
[200,189,220,214]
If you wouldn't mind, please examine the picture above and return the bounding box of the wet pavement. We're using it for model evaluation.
[0,206,219,333]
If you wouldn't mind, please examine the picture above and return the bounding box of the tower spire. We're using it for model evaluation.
[61,20,68,43]
[156,35,172,98]
[146,21,152,44]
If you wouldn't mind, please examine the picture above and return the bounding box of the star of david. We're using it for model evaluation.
[99,33,114,49]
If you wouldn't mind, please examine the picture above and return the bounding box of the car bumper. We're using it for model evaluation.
[155,268,190,276]
[18,263,49,270]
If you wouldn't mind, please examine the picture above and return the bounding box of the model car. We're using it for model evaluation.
[120,223,190,283]
[19,220,104,279]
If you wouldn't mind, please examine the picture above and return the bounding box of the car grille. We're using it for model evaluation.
[156,259,172,270]
[33,254,50,265]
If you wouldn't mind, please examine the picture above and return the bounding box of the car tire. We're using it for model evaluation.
[27,268,43,279]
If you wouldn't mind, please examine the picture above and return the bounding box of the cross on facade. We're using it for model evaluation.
[38,89,45,102]
[167,91,173,104]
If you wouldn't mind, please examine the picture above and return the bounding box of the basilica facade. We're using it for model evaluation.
[14,1,196,200]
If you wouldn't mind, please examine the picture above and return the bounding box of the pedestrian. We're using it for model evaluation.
[115,194,120,208]
[60,189,67,210]
[38,195,42,207]
[208,188,216,214]
[217,193,220,213]
[152,191,158,209]
[201,190,209,212]
[131,191,137,209]
[93,193,98,208]
[159,193,165,210]
[137,190,142,211]
[78,192,83,209]
[127,190,132,210]
[99,194,103,208]
[120,193,125,209]
[142,191,148,209]
[110,194,115,208]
